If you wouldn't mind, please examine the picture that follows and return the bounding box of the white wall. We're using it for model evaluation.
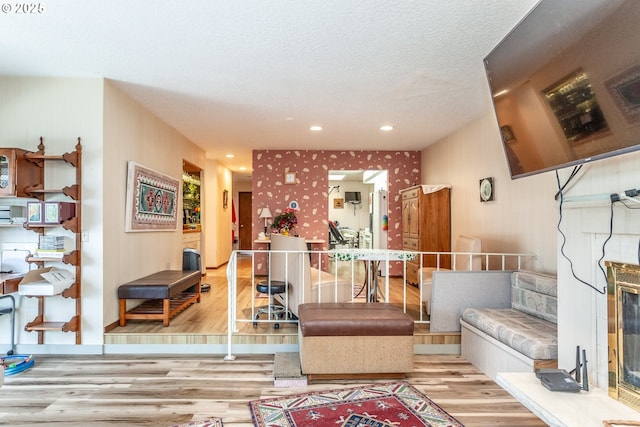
[0,78,222,351]
[102,81,208,329]
[422,110,640,390]
[0,77,104,347]
[203,158,233,268]
[328,181,372,232]
[422,112,557,272]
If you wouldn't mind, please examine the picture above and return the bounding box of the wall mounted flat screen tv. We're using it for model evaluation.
[344,191,361,204]
[485,0,640,179]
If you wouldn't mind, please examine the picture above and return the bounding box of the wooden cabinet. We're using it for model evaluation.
[182,231,201,251]
[0,148,43,197]
[22,138,82,344]
[401,190,420,239]
[400,185,451,285]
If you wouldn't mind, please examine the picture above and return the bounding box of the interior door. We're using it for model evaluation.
[238,191,252,250]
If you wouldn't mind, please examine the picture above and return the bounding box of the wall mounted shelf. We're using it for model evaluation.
[20,137,83,344]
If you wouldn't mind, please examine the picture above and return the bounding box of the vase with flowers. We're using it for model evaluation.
[270,207,298,236]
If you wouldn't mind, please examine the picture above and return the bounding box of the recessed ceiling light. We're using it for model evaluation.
[309,125,323,131]
[328,174,346,180]
[225,153,235,158]
[379,125,394,131]
[493,89,509,98]
[239,166,247,171]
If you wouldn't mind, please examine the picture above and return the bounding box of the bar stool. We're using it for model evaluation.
[254,280,290,329]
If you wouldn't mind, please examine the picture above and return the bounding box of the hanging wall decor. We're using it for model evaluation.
[479,177,494,202]
[125,161,179,232]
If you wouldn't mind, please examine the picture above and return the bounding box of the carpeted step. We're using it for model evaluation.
[274,352,302,378]
[273,352,307,388]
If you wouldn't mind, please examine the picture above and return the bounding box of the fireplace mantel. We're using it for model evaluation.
[498,372,640,426]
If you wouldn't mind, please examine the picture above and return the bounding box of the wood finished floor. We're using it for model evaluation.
[0,354,546,426]
[89,257,544,425]
[106,256,431,337]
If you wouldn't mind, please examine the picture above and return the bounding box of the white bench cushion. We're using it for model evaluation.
[461,307,557,360]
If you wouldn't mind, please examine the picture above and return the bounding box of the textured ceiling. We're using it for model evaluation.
[0,0,539,174]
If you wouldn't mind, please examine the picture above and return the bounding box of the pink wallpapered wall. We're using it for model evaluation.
[252,150,421,275]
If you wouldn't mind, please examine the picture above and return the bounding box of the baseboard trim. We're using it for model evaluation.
[103,343,298,355]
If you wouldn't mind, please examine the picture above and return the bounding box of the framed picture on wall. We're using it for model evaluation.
[125,161,180,232]
[334,198,344,209]
[284,172,297,184]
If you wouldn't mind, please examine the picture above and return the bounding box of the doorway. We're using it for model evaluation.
[327,170,388,250]
[238,191,252,250]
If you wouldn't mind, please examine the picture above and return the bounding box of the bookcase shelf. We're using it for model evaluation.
[21,137,82,344]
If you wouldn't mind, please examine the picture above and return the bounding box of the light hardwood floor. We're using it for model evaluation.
[0,354,546,426]
[105,256,435,339]
[89,257,545,425]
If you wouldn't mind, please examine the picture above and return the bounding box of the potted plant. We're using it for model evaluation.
[270,208,298,236]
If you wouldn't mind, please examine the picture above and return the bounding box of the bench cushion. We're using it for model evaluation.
[298,302,414,337]
[118,270,200,299]
[511,271,557,323]
[461,307,557,360]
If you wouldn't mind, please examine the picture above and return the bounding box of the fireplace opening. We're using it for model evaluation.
[622,290,640,388]
[608,261,640,411]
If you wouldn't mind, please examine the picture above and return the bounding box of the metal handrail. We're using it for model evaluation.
[224,248,536,360]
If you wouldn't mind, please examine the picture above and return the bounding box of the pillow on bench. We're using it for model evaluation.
[510,271,557,323]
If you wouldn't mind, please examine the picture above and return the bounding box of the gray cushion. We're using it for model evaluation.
[462,307,557,360]
[511,271,557,323]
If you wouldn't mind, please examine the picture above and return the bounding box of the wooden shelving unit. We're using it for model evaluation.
[22,137,82,344]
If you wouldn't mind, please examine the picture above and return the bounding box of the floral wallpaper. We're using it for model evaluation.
[252,150,421,275]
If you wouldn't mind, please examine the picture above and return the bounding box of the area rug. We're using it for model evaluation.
[169,418,223,427]
[248,381,463,427]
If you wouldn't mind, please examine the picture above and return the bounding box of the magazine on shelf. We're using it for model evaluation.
[18,267,75,296]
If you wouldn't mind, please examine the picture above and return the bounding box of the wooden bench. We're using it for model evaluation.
[298,302,414,377]
[118,270,201,327]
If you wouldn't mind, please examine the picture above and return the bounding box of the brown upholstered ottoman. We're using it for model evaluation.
[298,302,414,376]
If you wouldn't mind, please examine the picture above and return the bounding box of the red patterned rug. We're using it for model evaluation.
[248,381,463,426]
